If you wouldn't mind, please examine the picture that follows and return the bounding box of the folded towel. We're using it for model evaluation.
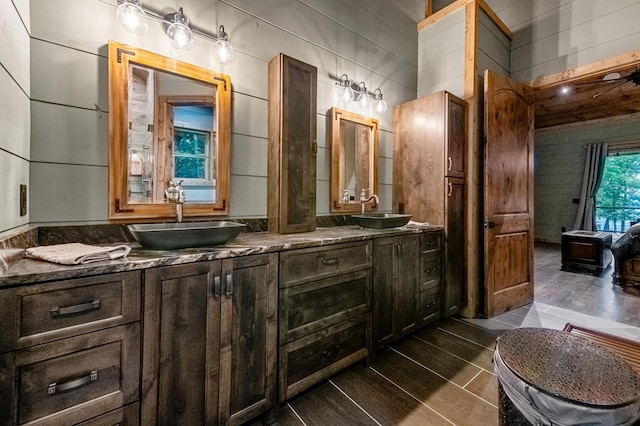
[25,243,131,265]
[406,220,431,228]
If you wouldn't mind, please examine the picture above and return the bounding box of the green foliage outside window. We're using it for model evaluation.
[174,128,209,180]
[596,153,640,232]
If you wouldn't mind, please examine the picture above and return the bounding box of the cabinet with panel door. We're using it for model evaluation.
[372,234,420,349]
[0,272,141,426]
[141,253,278,425]
[393,90,467,317]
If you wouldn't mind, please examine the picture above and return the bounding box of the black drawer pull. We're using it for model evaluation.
[48,370,98,395]
[50,300,100,318]
[424,267,437,274]
[323,258,339,266]
[322,344,341,361]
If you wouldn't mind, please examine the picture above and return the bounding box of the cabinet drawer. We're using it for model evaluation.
[420,232,442,255]
[280,269,371,342]
[0,272,141,353]
[420,253,442,291]
[419,288,441,326]
[280,315,369,401]
[0,323,140,426]
[280,241,372,286]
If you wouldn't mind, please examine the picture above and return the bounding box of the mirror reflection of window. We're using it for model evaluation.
[125,63,218,204]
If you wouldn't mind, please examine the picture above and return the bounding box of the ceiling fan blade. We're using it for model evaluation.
[592,80,631,98]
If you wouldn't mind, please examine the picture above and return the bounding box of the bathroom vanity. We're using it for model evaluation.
[0,225,443,425]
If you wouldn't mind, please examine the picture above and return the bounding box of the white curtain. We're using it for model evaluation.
[573,143,608,231]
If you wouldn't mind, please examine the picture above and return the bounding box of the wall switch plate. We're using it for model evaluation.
[20,184,27,216]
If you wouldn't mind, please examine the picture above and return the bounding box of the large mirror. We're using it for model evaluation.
[108,41,231,220]
[330,107,379,213]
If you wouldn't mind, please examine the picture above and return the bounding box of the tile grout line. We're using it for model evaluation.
[368,366,457,425]
[389,347,499,409]
[462,369,485,389]
[328,379,383,426]
[437,326,498,351]
[286,402,308,426]
[411,335,497,376]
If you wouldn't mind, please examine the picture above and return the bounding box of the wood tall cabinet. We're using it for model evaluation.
[0,272,141,426]
[393,91,467,317]
[141,254,278,426]
[267,53,318,233]
[372,234,420,349]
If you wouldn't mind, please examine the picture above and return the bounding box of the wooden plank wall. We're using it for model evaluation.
[23,0,424,227]
[535,115,640,243]
[0,0,30,235]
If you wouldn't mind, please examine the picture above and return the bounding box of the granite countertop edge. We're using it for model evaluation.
[0,225,443,288]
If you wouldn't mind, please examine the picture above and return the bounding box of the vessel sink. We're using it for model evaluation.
[351,213,412,229]
[128,221,246,250]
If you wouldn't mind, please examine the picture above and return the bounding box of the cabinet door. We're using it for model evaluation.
[373,235,419,349]
[395,234,420,335]
[445,93,466,178]
[142,261,222,425]
[220,253,278,425]
[268,54,318,233]
[444,177,466,316]
[373,237,396,348]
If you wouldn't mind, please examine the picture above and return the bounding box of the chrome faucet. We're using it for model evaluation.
[165,180,185,222]
[359,188,379,214]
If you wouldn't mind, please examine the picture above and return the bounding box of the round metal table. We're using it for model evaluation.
[495,328,640,425]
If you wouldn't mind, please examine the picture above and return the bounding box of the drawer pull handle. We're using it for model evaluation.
[224,272,233,297]
[48,370,98,395]
[447,156,452,171]
[213,275,221,297]
[323,258,339,266]
[50,300,100,318]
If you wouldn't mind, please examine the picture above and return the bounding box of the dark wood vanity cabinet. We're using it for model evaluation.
[393,91,467,317]
[141,254,278,425]
[278,242,372,401]
[267,53,318,234]
[372,234,420,349]
[0,272,141,426]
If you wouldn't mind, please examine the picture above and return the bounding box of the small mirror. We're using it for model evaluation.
[330,107,379,213]
[108,41,231,220]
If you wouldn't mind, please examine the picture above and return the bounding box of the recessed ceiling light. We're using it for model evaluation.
[560,86,571,95]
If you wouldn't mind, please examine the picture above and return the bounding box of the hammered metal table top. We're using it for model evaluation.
[497,328,640,407]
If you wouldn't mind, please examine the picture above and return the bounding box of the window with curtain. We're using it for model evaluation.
[595,142,640,232]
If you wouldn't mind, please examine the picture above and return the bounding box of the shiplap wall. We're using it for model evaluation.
[0,0,30,235]
[536,116,640,243]
[25,0,424,226]
[487,0,640,82]
[417,8,465,98]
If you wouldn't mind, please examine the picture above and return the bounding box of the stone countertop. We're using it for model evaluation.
[0,225,442,288]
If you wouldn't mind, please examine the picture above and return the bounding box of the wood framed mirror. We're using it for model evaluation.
[330,107,379,213]
[108,40,231,220]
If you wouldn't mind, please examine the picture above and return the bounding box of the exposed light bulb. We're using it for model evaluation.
[359,83,370,108]
[117,0,149,35]
[212,26,234,64]
[166,8,193,51]
[375,98,388,114]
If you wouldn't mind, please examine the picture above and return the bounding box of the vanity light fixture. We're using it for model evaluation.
[116,1,235,63]
[212,25,235,65]
[373,88,388,114]
[358,82,370,108]
[163,8,194,51]
[334,74,387,115]
[116,0,149,35]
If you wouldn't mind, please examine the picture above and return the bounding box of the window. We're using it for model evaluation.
[174,127,211,184]
[595,152,640,232]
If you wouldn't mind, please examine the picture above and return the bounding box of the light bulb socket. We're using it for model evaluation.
[216,25,229,42]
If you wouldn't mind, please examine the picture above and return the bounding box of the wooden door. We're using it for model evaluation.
[484,70,535,317]
[220,254,278,425]
[372,237,396,348]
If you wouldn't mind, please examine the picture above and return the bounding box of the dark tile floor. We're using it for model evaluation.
[260,243,640,425]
